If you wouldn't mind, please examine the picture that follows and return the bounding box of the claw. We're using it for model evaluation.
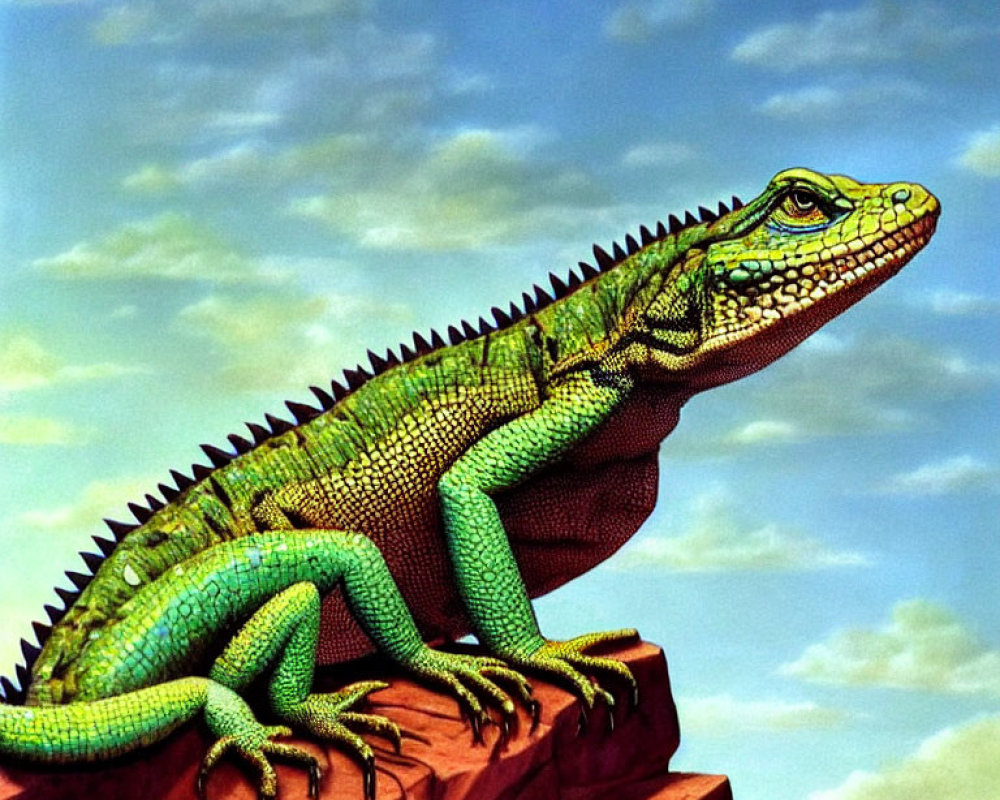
[500,712,513,743]
[487,708,515,762]
[507,630,637,727]
[576,705,589,736]
[528,699,542,734]
[487,716,508,763]
[308,761,321,799]
[469,708,484,745]
[363,754,376,800]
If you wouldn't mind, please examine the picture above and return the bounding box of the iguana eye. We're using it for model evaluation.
[789,189,818,214]
[772,187,829,228]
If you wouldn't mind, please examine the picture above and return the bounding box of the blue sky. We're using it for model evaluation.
[1,2,999,798]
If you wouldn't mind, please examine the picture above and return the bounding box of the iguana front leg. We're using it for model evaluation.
[251,502,536,738]
[439,370,640,714]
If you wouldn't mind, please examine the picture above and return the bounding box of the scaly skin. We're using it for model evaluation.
[0,169,939,798]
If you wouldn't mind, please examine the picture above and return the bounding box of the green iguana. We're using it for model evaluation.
[0,168,939,799]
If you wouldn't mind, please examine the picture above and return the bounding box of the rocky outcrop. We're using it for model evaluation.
[0,641,730,799]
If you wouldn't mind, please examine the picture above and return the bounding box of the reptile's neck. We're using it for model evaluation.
[529,219,722,392]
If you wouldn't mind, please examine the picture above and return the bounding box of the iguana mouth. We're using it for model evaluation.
[707,210,938,350]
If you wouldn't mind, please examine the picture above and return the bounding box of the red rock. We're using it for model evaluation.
[0,642,730,800]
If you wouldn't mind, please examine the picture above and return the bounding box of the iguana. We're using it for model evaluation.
[0,168,938,799]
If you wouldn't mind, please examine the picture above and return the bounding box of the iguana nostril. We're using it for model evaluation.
[891,187,911,204]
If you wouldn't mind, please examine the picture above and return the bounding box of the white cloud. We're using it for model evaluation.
[111,305,139,320]
[288,127,606,250]
[724,419,803,446]
[808,714,1000,800]
[176,288,412,391]
[745,335,995,436]
[957,124,1000,178]
[109,17,454,150]
[124,126,573,224]
[91,0,373,46]
[680,694,848,735]
[0,334,139,395]
[612,490,868,572]
[18,477,157,531]
[3,0,84,6]
[30,212,416,391]
[123,133,373,194]
[605,0,713,42]
[876,455,1000,496]
[732,1,980,70]
[0,414,85,447]
[123,103,567,240]
[621,141,698,169]
[121,164,181,194]
[758,81,924,119]
[919,289,1000,316]
[122,141,290,193]
[91,2,162,46]
[206,111,283,133]
[760,86,842,118]
[783,599,1000,697]
[192,0,373,24]
[0,335,64,393]
[178,292,326,347]
[669,335,996,457]
[159,142,271,188]
[33,214,289,283]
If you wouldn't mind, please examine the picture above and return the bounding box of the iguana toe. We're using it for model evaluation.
[197,726,317,800]
[260,740,323,799]
[405,648,530,744]
[502,628,639,725]
[338,710,404,753]
[278,679,400,796]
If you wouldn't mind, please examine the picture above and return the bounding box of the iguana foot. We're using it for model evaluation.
[405,647,535,743]
[200,682,324,800]
[197,724,321,800]
[504,628,640,728]
[279,680,400,800]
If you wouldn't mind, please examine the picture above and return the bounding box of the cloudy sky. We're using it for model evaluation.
[1,1,998,798]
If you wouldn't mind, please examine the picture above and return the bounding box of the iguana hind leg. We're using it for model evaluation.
[5,530,528,797]
[208,581,398,799]
[286,529,534,741]
[202,529,532,744]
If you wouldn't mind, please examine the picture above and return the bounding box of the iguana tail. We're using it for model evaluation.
[0,677,210,762]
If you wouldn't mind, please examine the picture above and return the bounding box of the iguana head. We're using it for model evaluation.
[628,167,939,388]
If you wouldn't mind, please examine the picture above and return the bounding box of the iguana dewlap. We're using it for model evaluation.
[0,168,939,799]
